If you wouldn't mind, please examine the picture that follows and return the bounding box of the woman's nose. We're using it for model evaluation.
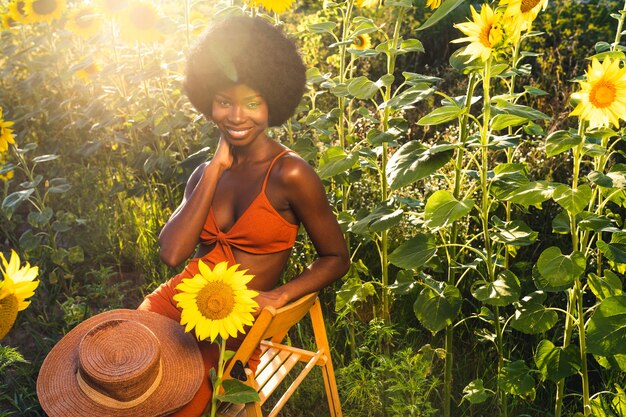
[228,105,244,123]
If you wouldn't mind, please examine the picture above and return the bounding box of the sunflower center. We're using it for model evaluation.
[32,0,58,15]
[0,294,19,340]
[130,6,157,31]
[590,80,616,109]
[479,21,504,49]
[520,0,541,13]
[196,281,235,320]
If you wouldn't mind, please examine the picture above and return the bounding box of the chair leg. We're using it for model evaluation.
[309,299,342,417]
[243,368,263,417]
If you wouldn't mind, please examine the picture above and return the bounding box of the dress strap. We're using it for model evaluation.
[261,149,292,193]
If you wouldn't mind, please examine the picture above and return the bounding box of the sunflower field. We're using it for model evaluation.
[2,0,626,416]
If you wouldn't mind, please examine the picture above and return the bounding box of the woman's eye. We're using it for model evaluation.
[247,102,259,109]
[217,99,230,107]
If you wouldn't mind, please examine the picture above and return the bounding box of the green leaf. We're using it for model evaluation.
[545,130,582,157]
[577,212,617,232]
[2,189,34,216]
[597,240,626,264]
[587,295,626,356]
[398,39,424,54]
[390,269,418,296]
[350,203,403,235]
[307,21,336,34]
[417,0,466,31]
[552,184,592,215]
[384,83,436,110]
[215,379,260,404]
[472,270,521,307]
[389,234,437,270]
[347,76,379,99]
[48,178,72,194]
[68,246,84,264]
[498,360,535,398]
[414,278,462,334]
[588,271,623,301]
[32,154,59,163]
[491,114,528,131]
[335,276,376,312]
[534,339,581,382]
[491,98,550,121]
[417,105,464,126]
[505,181,555,208]
[317,147,359,179]
[462,379,492,405]
[511,292,558,334]
[536,247,586,289]
[27,207,54,228]
[552,210,570,234]
[424,190,474,229]
[491,217,538,246]
[386,141,454,190]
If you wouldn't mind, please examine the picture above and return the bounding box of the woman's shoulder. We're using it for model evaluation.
[273,150,320,188]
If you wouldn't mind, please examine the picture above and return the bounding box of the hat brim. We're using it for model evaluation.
[37,309,204,417]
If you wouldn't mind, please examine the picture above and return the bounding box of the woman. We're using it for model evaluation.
[138,15,350,416]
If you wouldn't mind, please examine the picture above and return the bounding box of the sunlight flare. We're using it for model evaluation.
[118,1,163,44]
[66,6,103,39]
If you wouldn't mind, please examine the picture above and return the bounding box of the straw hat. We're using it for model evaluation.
[37,309,204,417]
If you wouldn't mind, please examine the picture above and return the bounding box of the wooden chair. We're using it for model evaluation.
[217,292,342,417]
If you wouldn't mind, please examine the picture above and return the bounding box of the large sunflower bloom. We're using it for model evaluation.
[24,0,66,24]
[118,1,163,44]
[570,57,626,129]
[500,0,548,32]
[8,1,30,24]
[355,0,379,8]
[0,250,40,340]
[65,6,103,39]
[0,109,16,153]
[452,4,510,62]
[426,0,442,10]
[350,33,372,50]
[174,261,259,342]
[244,0,296,14]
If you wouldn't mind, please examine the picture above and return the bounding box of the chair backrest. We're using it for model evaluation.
[224,292,319,378]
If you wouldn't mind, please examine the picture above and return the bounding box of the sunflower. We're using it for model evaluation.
[8,1,29,24]
[2,13,18,30]
[0,109,16,153]
[24,0,66,24]
[174,261,259,342]
[350,33,372,50]
[0,250,40,340]
[65,6,103,39]
[355,0,379,8]
[452,4,511,62]
[244,0,296,14]
[75,61,102,82]
[118,1,163,44]
[426,0,442,10]
[0,153,14,181]
[500,0,548,31]
[570,57,626,129]
[94,0,126,17]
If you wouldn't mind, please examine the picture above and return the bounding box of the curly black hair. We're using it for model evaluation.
[184,16,307,127]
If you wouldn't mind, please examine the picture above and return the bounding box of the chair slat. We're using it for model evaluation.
[256,349,293,389]
[255,347,280,375]
[258,351,301,404]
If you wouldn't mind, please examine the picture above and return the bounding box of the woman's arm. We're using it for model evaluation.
[158,139,232,267]
[255,156,350,311]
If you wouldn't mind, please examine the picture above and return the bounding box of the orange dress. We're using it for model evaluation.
[138,149,298,417]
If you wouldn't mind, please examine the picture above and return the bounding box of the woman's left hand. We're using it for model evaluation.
[253,290,289,315]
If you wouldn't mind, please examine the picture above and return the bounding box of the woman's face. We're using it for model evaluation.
[211,83,269,147]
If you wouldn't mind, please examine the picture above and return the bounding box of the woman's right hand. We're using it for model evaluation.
[210,138,233,173]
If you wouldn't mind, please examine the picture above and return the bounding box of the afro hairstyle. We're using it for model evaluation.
[184,16,307,127]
